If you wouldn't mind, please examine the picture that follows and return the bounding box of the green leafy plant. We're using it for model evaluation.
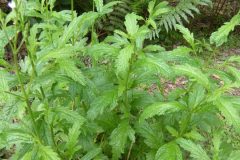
[176,24,213,56]
[210,10,240,47]
[0,0,240,160]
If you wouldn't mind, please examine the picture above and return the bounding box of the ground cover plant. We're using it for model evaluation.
[0,0,240,159]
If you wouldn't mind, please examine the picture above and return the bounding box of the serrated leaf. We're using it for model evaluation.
[176,24,194,45]
[155,142,182,160]
[152,1,170,17]
[124,13,143,35]
[177,138,211,160]
[65,122,82,158]
[59,12,98,46]
[110,120,135,160]
[102,1,122,14]
[227,66,240,82]
[81,148,102,160]
[0,26,16,58]
[54,107,86,125]
[166,126,179,137]
[136,121,163,149]
[37,46,77,62]
[174,64,209,89]
[145,56,173,77]
[188,84,205,108]
[58,59,86,85]
[87,43,119,59]
[87,90,117,120]
[94,0,103,12]
[140,102,184,122]
[184,130,205,141]
[216,99,240,133]
[115,45,134,77]
[210,12,240,46]
[38,144,60,160]
[0,74,10,105]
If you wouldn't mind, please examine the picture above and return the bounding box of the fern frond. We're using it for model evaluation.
[149,0,212,39]
[97,0,132,32]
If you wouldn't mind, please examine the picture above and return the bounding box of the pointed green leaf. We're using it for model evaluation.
[94,0,103,12]
[65,122,82,158]
[216,99,240,133]
[188,84,205,108]
[155,142,182,160]
[140,102,185,122]
[210,12,240,46]
[174,64,209,89]
[177,138,210,160]
[58,59,86,85]
[176,24,194,45]
[38,144,60,160]
[110,120,135,160]
[59,12,98,46]
[81,148,102,160]
[87,91,117,120]
[124,13,143,35]
[115,45,134,77]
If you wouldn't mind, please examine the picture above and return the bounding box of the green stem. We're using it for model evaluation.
[127,141,134,160]
[13,41,38,135]
[26,36,46,99]
[71,0,75,45]
[2,5,39,136]
[123,43,135,116]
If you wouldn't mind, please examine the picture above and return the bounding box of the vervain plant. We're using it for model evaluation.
[0,0,240,160]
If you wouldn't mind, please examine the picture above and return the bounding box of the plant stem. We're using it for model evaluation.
[13,40,38,135]
[126,141,134,160]
[71,0,75,45]
[5,4,40,137]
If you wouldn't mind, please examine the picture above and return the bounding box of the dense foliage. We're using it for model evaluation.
[0,0,240,159]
